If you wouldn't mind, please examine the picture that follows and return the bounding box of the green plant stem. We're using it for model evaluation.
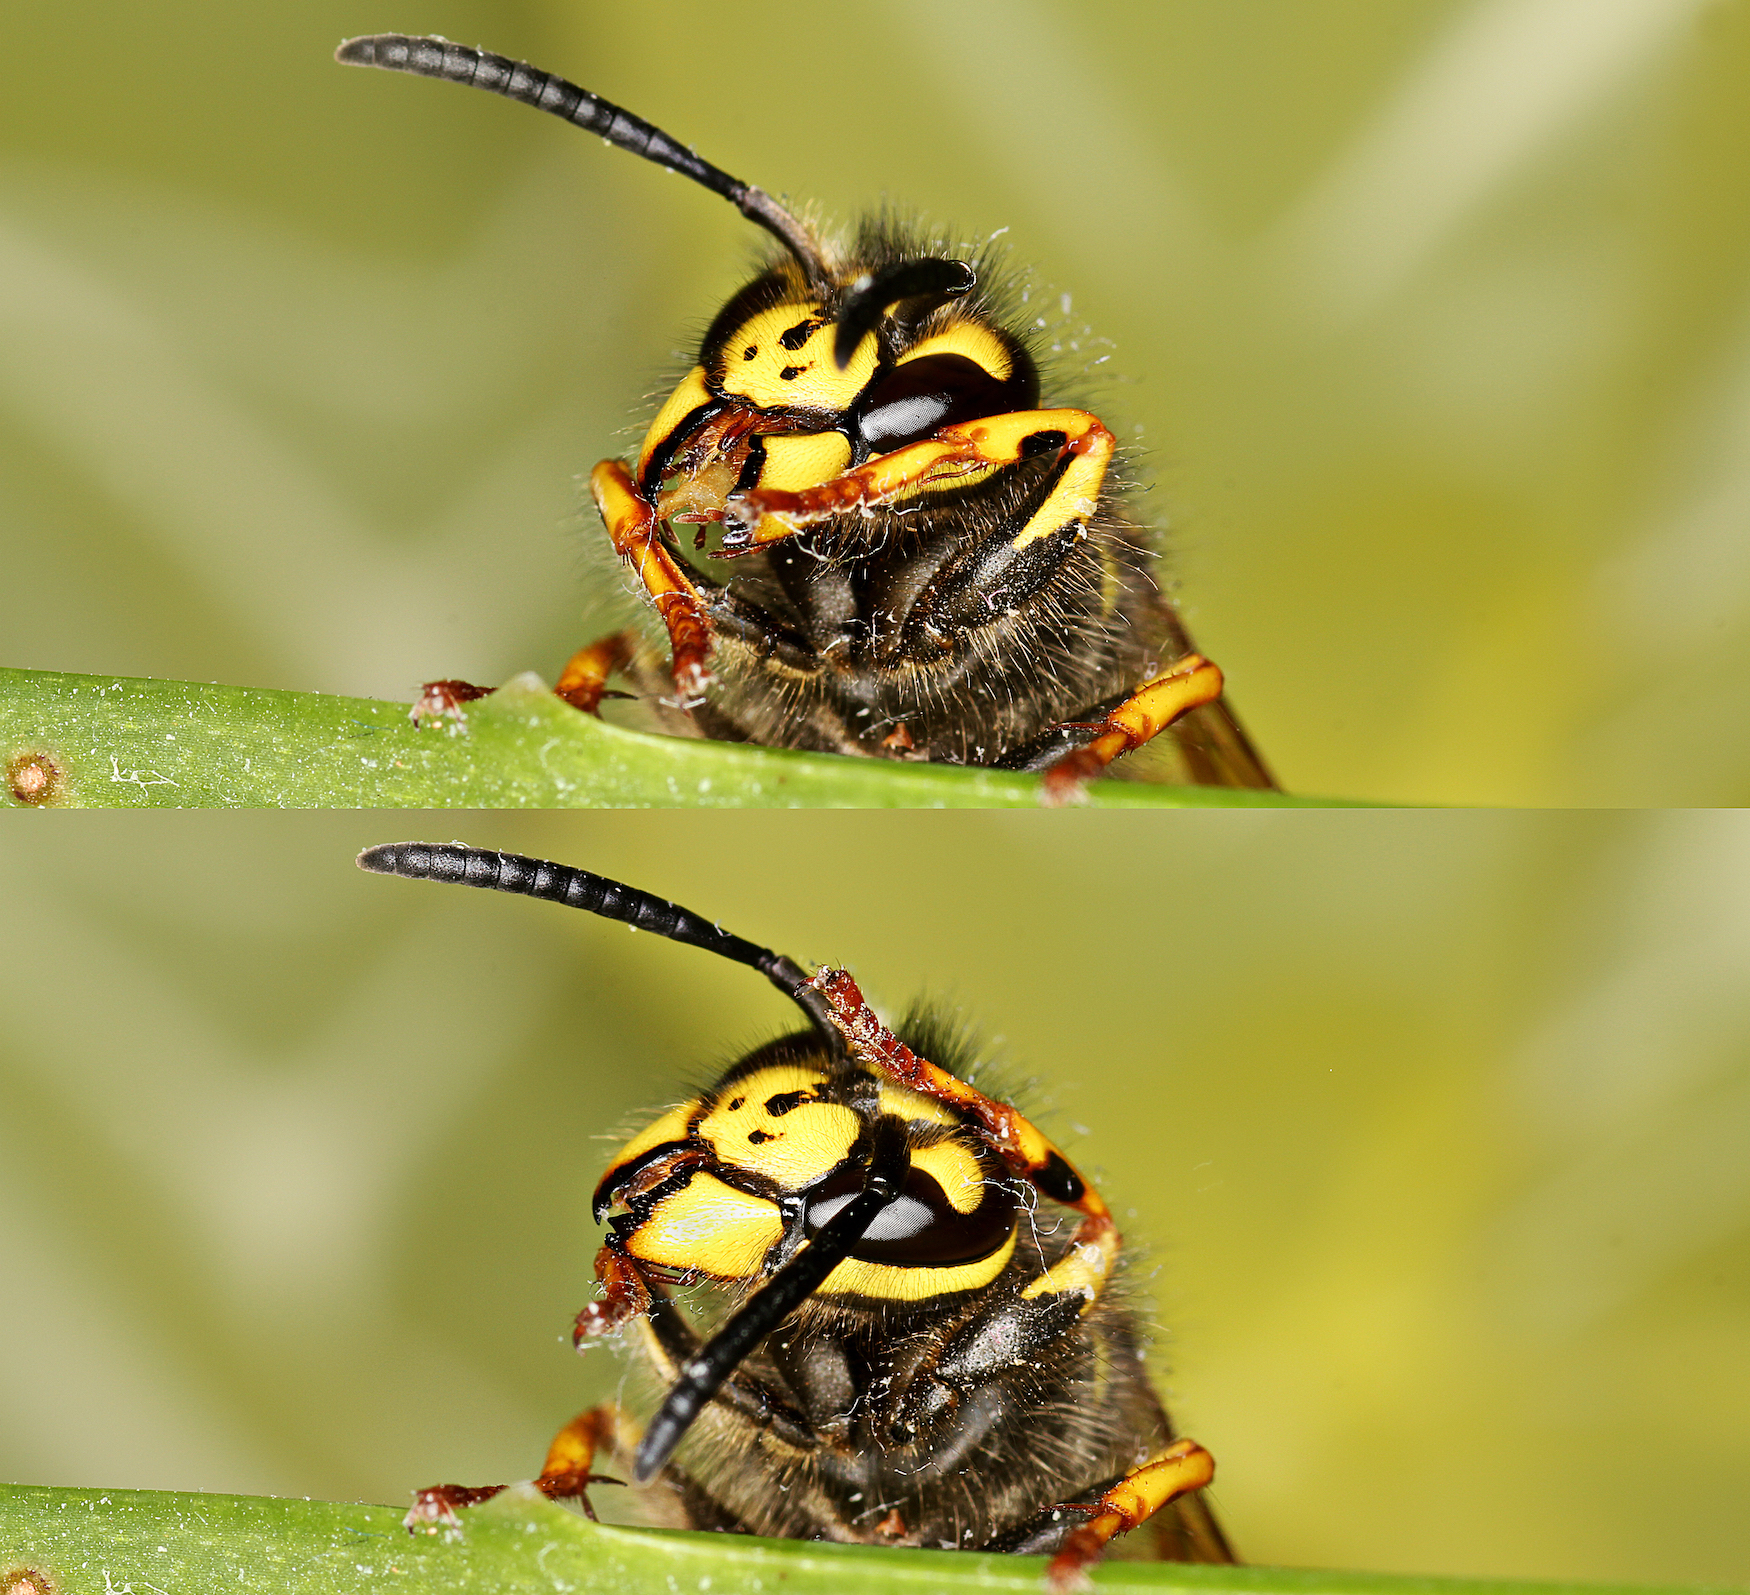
[0,668,1365,809]
[0,1485,1721,1595]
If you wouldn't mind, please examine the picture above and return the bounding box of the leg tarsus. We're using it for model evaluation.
[405,1482,508,1534]
[405,1405,634,1535]
[573,1243,653,1342]
[1041,655,1225,802]
[534,1404,635,1522]
[410,679,493,726]
[1044,1439,1217,1592]
[590,459,716,701]
[554,629,639,715]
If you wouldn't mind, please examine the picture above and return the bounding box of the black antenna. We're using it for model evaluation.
[632,1118,911,1481]
[335,34,830,291]
[356,842,830,1031]
[832,258,976,369]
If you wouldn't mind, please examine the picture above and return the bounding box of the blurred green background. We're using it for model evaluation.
[5,1,1750,803]
[2,813,1748,1585]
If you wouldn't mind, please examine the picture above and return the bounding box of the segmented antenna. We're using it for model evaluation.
[356,842,831,1031]
[632,1118,911,1480]
[335,34,829,290]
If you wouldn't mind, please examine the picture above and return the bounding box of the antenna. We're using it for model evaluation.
[356,842,832,1032]
[632,1118,910,1479]
[336,34,830,291]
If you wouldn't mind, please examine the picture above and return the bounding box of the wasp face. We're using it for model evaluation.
[634,260,1040,547]
[594,1036,1022,1304]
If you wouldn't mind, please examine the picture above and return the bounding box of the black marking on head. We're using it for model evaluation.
[763,1088,817,1117]
[779,365,806,381]
[741,345,758,361]
[779,319,818,351]
[747,1129,775,1144]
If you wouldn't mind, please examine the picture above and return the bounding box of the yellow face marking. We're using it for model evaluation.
[876,1081,958,1127]
[602,1102,696,1183]
[1021,1222,1121,1307]
[820,1226,1017,1301]
[753,431,853,494]
[897,323,1014,383]
[637,365,714,479]
[697,1064,859,1191]
[911,1139,985,1216]
[714,303,880,413]
[626,1173,784,1279]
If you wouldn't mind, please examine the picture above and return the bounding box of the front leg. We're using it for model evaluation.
[1040,654,1226,802]
[717,409,1115,556]
[405,1403,631,1533]
[1044,1440,1218,1591]
[589,458,717,702]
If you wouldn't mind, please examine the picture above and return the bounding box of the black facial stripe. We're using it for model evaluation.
[638,399,728,495]
[590,1139,696,1221]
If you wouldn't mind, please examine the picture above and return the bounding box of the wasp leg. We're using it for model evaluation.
[554,628,642,714]
[589,458,717,701]
[530,1404,633,1521]
[404,1404,630,1534]
[1041,1439,1218,1591]
[1039,653,1227,803]
[409,678,493,725]
[572,1241,657,1340]
[719,409,1114,555]
[809,970,1112,1229]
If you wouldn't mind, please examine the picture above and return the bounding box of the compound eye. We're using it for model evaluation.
[803,1160,1017,1266]
[854,353,1024,453]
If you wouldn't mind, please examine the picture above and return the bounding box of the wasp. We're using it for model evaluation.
[337,36,1275,797]
[357,842,1234,1588]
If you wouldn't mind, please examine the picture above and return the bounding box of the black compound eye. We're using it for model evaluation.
[804,1161,1016,1266]
[853,353,1029,454]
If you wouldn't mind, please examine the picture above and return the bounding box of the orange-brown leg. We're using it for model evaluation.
[405,1405,629,1534]
[1041,654,1226,803]
[572,1242,654,1341]
[554,628,639,714]
[590,459,715,701]
[719,409,1114,555]
[1045,1439,1218,1592]
[409,679,493,726]
[808,968,1112,1225]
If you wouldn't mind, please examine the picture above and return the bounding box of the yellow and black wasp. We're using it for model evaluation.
[337,36,1275,797]
[358,842,1234,1588]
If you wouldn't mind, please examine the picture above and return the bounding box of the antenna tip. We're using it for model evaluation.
[356,840,426,875]
[334,35,380,66]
